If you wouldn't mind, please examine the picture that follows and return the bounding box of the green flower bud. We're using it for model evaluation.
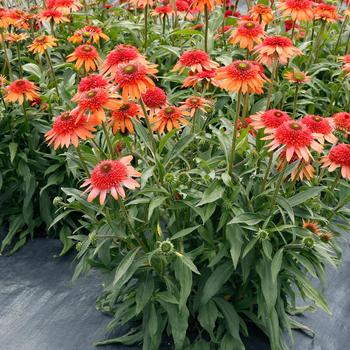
[178,172,190,185]
[257,229,269,240]
[164,173,175,184]
[157,240,175,255]
[320,232,333,243]
[53,196,63,207]
[76,242,83,251]
[89,232,97,245]
[302,236,314,248]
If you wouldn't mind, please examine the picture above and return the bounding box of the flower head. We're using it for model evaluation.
[277,0,314,22]
[172,49,219,74]
[250,4,274,24]
[321,143,350,180]
[109,101,141,134]
[151,4,173,17]
[314,3,339,22]
[303,220,320,235]
[301,115,337,144]
[54,0,81,13]
[28,35,57,54]
[254,36,303,66]
[250,109,291,132]
[66,44,101,72]
[215,60,267,94]
[191,0,222,12]
[77,74,108,94]
[39,9,69,23]
[183,69,219,88]
[45,110,95,149]
[68,26,109,44]
[5,32,28,43]
[180,96,211,117]
[142,86,167,117]
[333,112,350,134]
[284,70,310,84]
[4,79,39,104]
[81,157,141,204]
[263,120,323,162]
[150,105,190,133]
[340,55,350,76]
[229,20,265,51]
[114,61,157,101]
[101,44,147,77]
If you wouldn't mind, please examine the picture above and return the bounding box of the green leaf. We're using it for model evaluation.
[201,261,234,304]
[175,258,192,309]
[229,213,263,225]
[171,225,200,240]
[176,252,200,274]
[226,224,243,269]
[136,273,154,314]
[113,247,140,286]
[164,134,194,165]
[148,196,167,220]
[256,259,277,312]
[271,248,284,283]
[197,181,224,206]
[23,63,42,79]
[198,300,218,339]
[156,291,179,304]
[288,187,324,207]
[276,196,295,224]
[95,328,143,346]
[9,142,18,163]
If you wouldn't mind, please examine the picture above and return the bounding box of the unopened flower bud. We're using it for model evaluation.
[302,236,314,248]
[76,242,83,251]
[157,240,174,255]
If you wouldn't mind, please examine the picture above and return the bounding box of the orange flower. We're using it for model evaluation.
[39,9,69,24]
[75,88,119,123]
[254,36,303,66]
[344,7,350,19]
[141,86,167,117]
[314,3,339,22]
[249,109,291,132]
[333,112,350,134]
[300,115,337,144]
[150,106,190,133]
[0,75,7,87]
[28,35,58,54]
[68,26,109,44]
[101,44,148,77]
[151,4,173,17]
[284,70,310,84]
[321,143,350,180]
[81,157,141,205]
[114,61,158,101]
[0,8,9,28]
[180,96,211,117]
[229,20,265,51]
[109,101,141,134]
[6,9,30,29]
[277,0,314,22]
[4,79,39,104]
[67,44,101,72]
[183,69,219,88]
[191,0,222,12]
[215,60,267,94]
[172,49,219,74]
[129,0,155,9]
[250,4,274,24]
[4,32,28,43]
[303,220,320,234]
[45,110,95,149]
[54,0,81,13]
[339,55,350,76]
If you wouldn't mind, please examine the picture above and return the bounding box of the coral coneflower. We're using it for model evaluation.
[215,60,267,94]
[183,69,219,88]
[254,36,303,66]
[5,32,28,43]
[180,96,211,117]
[277,0,314,22]
[150,106,190,133]
[151,4,173,17]
[68,26,109,44]
[39,9,69,24]
[0,8,9,28]
[263,120,323,162]
[250,109,291,132]
[277,151,315,181]
[54,0,80,13]
[141,86,167,117]
[67,44,101,72]
[250,4,274,24]
[110,101,141,134]
[45,110,95,149]
[5,9,29,29]
[4,79,39,104]
[314,3,339,22]
[301,115,337,144]
[100,44,147,77]
[75,88,119,123]
[340,55,350,76]
[172,49,219,74]
[81,157,141,204]
[333,112,350,134]
[0,75,7,87]
[303,220,320,235]
[28,35,57,54]
[191,0,222,12]
[75,74,108,96]
[229,20,265,51]
[321,144,350,180]
[284,70,310,84]
[114,61,157,101]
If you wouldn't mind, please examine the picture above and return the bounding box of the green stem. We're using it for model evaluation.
[269,159,287,216]
[329,170,341,193]
[140,97,157,154]
[345,28,350,55]
[292,84,299,118]
[76,145,90,177]
[144,3,148,50]
[101,122,115,157]
[242,92,250,118]
[162,14,166,35]
[192,108,199,134]
[44,50,61,101]
[221,2,226,48]
[204,4,209,52]
[335,17,347,53]
[313,21,326,64]
[16,43,23,78]
[22,98,29,133]
[291,19,296,43]
[228,91,242,174]
[261,153,273,193]
[1,31,13,80]
[266,58,278,110]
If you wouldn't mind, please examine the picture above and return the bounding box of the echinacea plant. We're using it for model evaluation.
[2,0,350,349]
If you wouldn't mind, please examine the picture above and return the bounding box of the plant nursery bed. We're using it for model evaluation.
[0,238,349,350]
